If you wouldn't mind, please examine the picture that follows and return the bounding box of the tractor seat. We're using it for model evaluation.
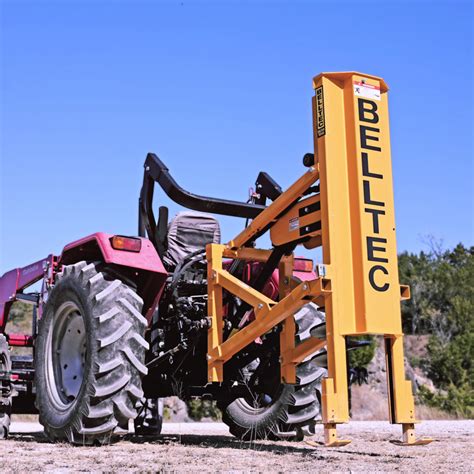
[162,211,221,270]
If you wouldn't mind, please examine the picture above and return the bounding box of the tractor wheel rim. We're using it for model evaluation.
[46,301,87,410]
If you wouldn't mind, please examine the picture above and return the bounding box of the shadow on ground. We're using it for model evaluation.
[6,431,414,460]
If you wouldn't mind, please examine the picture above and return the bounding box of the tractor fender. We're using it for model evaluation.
[59,232,168,320]
[60,232,166,273]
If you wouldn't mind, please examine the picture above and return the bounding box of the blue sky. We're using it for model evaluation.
[1,0,472,272]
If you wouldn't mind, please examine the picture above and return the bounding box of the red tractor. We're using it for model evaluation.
[0,153,336,443]
[1,72,429,447]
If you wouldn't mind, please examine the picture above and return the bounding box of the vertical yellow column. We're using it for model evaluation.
[207,244,225,382]
[312,71,431,445]
[279,257,296,384]
[312,74,354,445]
[385,336,416,423]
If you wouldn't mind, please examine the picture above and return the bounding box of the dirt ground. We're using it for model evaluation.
[1,420,472,472]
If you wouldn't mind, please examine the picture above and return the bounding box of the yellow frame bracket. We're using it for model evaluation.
[206,244,331,385]
[205,71,432,447]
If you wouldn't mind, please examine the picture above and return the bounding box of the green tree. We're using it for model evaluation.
[400,244,473,417]
[348,336,376,369]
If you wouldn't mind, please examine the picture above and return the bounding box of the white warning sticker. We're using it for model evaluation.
[353,81,381,101]
[289,217,299,232]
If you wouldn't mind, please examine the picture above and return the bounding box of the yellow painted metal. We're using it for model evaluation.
[400,284,411,301]
[313,71,430,445]
[287,336,326,364]
[389,423,433,446]
[206,244,224,382]
[303,234,322,250]
[313,71,402,336]
[279,258,296,383]
[222,247,275,262]
[270,194,321,246]
[385,335,416,423]
[323,423,352,447]
[206,248,332,381]
[215,269,275,310]
[205,71,430,446]
[207,268,331,364]
[228,167,320,249]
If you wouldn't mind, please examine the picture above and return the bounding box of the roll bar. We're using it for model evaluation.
[138,153,266,245]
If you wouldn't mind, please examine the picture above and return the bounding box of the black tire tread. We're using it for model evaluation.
[220,303,326,441]
[0,335,12,439]
[35,261,148,445]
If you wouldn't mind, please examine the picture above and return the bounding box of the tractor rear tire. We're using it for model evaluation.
[0,335,12,439]
[219,303,326,441]
[35,261,148,445]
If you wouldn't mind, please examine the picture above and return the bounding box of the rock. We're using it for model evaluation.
[164,396,190,422]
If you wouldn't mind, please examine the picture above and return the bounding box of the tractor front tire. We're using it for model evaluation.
[35,261,148,445]
[0,335,12,439]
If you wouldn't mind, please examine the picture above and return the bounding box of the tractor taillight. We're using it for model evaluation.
[293,258,314,272]
[111,235,142,252]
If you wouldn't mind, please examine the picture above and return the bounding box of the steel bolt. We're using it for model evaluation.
[303,283,308,290]
[257,303,263,310]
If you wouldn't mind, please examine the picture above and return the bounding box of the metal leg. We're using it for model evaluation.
[385,337,433,446]
[207,244,224,382]
[323,423,351,447]
[388,423,433,446]
[320,294,351,446]
[279,259,296,384]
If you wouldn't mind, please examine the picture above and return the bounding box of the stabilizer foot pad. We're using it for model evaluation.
[391,423,434,446]
[325,439,352,447]
[305,439,352,448]
[390,438,434,446]
[306,439,352,448]
[320,423,352,447]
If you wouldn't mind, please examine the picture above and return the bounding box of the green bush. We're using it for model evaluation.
[418,384,473,418]
[400,244,473,418]
[348,336,376,369]
[186,399,221,421]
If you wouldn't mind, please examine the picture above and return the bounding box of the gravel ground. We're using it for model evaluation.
[2,420,473,472]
